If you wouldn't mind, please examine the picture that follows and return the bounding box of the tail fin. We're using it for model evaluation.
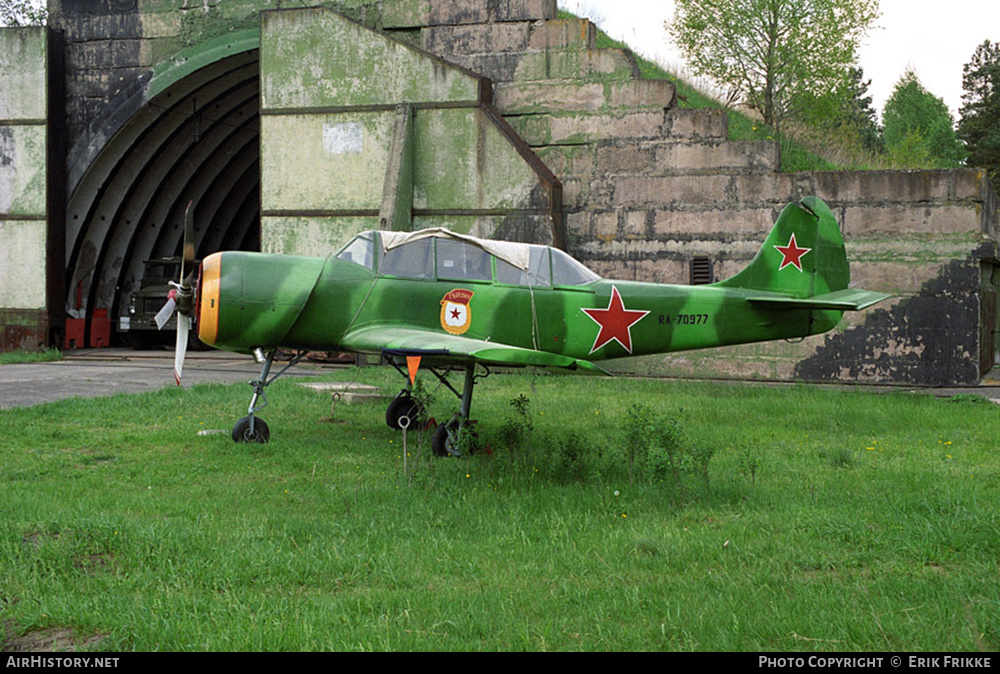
[716,197,888,311]
[717,197,848,296]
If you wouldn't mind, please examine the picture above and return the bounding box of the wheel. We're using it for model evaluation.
[386,393,421,430]
[232,415,270,443]
[431,422,459,457]
[431,420,477,457]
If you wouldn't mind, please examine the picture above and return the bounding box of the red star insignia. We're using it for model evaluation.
[774,233,811,272]
[581,286,650,355]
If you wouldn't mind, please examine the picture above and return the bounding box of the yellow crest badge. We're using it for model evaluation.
[440,289,474,335]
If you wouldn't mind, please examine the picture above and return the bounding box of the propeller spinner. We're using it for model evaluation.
[155,202,197,386]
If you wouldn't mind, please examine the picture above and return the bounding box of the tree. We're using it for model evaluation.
[838,66,884,155]
[667,0,880,131]
[0,0,46,26]
[798,66,884,158]
[882,69,965,168]
[957,40,1000,192]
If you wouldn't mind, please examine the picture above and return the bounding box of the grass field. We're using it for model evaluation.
[1,367,998,651]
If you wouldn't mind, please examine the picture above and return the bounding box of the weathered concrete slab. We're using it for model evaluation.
[261,8,483,112]
[509,110,664,146]
[591,139,779,175]
[0,125,47,216]
[0,27,47,121]
[261,216,380,257]
[421,21,534,55]
[0,27,47,344]
[526,18,595,51]
[663,108,728,140]
[495,78,676,115]
[384,0,555,28]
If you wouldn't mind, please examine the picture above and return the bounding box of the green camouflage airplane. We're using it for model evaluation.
[162,197,888,456]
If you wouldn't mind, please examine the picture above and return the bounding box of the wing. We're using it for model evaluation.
[341,325,610,375]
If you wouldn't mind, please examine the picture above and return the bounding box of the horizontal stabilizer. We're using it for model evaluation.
[747,288,891,311]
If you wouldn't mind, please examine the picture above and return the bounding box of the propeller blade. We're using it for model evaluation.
[174,313,190,386]
[155,292,177,330]
[180,201,195,284]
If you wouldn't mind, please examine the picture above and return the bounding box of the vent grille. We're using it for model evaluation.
[690,256,714,285]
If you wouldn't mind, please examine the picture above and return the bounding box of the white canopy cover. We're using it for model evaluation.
[379,228,532,272]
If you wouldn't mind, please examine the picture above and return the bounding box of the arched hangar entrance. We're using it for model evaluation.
[64,31,261,346]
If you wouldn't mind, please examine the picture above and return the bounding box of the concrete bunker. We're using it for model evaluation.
[1,0,998,387]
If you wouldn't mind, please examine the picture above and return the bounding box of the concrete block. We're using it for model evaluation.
[261,8,482,111]
[527,19,595,50]
[592,139,778,175]
[493,0,557,22]
[0,28,46,121]
[663,108,728,140]
[607,79,677,110]
[0,125,46,216]
[495,78,675,115]
[513,48,639,82]
[949,168,991,201]
[611,175,732,207]
[653,140,779,174]
[624,209,647,237]
[383,0,493,27]
[428,0,491,26]
[593,210,617,239]
[809,170,951,204]
[0,219,46,309]
[652,207,779,239]
[138,11,182,39]
[731,173,797,204]
[494,80,607,115]
[594,142,657,174]
[842,203,982,237]
[442,53,522,82]
[565,209,591,237]
[509,110,665,146]
[421,22,532,55]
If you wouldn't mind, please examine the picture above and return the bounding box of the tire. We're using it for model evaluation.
[386,394,420,431]
[232,416,270,443]
[431,420,476,457]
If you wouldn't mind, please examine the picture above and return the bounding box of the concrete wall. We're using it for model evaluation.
[586,169,998,386]
[259,7,561,255]
[0,27,49,350]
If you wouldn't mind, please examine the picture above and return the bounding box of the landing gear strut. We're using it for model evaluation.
[232,348,307,443]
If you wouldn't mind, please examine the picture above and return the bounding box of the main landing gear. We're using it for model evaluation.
[232,348,307,443]
[386,359,488,457]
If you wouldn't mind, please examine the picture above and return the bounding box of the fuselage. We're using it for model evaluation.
[197,230,841,363]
